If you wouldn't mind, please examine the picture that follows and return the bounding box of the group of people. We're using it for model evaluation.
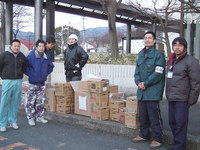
[0,31,200,150]
[133,31,200,150]
[0,34,88,131]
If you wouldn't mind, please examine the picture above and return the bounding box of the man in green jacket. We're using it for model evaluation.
[133,31,166,149]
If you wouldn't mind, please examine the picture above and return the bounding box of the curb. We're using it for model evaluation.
[18,108,200,150]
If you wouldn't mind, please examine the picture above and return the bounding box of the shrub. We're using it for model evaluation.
[55,53,138,65]
[88,53,138,65]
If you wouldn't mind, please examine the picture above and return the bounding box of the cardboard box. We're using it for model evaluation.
[109,100,124,109]
[126,96,138,113]
[110,113,119,121]
[91,106,109,120]
[109,85,118,93]
[44,88,56,112]
[79,81,89,92]
[74,91,91,117]
[90,93,109,107]
[45,82,51,89]
[56,100,71,106]
[125,112,137,129]
[110,109,119,114]
[109,92,124,101]
[56,95,74,103]
[156,43,165,55]
[119,107,126,124]
[88,78,109,93]
[55,83,74,96]
[56,105,71,114]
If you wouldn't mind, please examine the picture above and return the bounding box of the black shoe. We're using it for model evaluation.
[166,145,174,150]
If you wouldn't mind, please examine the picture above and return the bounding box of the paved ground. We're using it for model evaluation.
[0,114,167,150]
[0,85,200,149]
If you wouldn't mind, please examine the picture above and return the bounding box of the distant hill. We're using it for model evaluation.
[14,30,46,42]
[14,25,126,42]
[80,25,126,38]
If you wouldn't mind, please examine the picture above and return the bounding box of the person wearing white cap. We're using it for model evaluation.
[64,34,88,82]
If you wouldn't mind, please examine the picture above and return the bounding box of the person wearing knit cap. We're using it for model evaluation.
[64,34,88,82]
[133,31,166,149]
[166,37,200,150]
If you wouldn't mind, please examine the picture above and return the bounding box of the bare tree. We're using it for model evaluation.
[178,0,200,13]
[13,4,33,39]
[127,0,182,55]
[99,0,122,58]
[89,33,101,48]
[132,28,146,38]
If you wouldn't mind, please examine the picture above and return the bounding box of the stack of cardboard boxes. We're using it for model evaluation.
[89,79,110,120]
[45,88,56,112]
[54,83,74,114]
[109,91,125,122]
[125,96,139,129]
[43,79,139,130]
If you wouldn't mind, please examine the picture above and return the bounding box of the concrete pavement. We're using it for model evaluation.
[17,99,200,150]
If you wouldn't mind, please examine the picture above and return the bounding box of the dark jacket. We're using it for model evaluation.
[45,47,54,62]
[0,50,26,79]
[166,53,200,105]
[64,43,88,77]
[134,47,166,101]
[25,49,54,86]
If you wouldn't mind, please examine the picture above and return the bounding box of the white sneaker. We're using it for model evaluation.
[0,127,6,132]
[10,123,19,129]
[28,119,36,126]
[36,117,48,123]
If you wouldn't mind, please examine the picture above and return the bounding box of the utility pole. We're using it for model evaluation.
[61,26,64,56]
[180,0,184,37]
[82,16,86,51]
[0,2,5,53]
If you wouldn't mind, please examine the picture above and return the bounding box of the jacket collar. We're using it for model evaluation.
[142,46,155,58]
[68,42,78,50]
[35,49,47,59]
[168,52,187,71]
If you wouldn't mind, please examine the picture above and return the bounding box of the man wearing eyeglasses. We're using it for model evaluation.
[133,31,166,149]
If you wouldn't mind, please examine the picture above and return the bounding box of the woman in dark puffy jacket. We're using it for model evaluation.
[166,37,200,150]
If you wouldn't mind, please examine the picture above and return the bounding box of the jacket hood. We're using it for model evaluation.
[8,48,20,56]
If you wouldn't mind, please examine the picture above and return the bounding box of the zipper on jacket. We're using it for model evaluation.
[15,56,17,78]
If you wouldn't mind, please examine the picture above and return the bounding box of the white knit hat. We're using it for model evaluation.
[69,34,78,41]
